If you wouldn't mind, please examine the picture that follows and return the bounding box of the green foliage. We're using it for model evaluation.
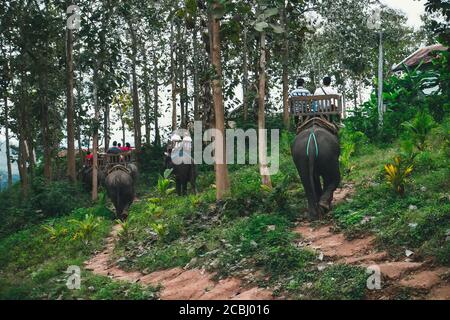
[313,265,367,300]
[402,110,436,151]
[0,208,116,299]
[0,180,90,239]
[384,156,414,196]
[69,214,102,245]
[339,128,369,174]
[347,53,447,143]
[42,225,68,242]
[115,219,132,241]
[156,169,175,197]
[334,128,450,264]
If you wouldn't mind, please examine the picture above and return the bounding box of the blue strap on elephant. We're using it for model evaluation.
[306,129,319,158]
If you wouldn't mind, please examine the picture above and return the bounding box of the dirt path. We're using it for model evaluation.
[84,225,273,300]
[293,184,450,300]
[85,184,448,300]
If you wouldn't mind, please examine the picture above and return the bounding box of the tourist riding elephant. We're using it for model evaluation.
[104,163,138,220]
[292,120,341,220]
[164,149,197,196]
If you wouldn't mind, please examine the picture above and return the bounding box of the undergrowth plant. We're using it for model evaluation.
[156,169,175,197]
[384,156,414,196]
[42,225,68,242]
[69,214,101,245]
[115,219,132,241]
[402,109,436,151]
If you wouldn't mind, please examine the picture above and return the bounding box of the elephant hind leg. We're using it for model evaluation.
[299,168,321,220]
[182,181,188,196]
[314,174,323,201]
[175,179,182,196]
[320,167,341,213]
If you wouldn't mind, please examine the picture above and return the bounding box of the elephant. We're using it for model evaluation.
[104,163,138,220]
[78,166,105,191]
[292,123,341,220]
[164,149,197,196]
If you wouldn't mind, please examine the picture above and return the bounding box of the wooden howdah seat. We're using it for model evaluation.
[289,94,344,125]
[83,151,135,171]
[105,151,135,170]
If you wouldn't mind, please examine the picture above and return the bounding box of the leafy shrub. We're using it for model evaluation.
[339,128,369,174]
[156,169,175,197]
[69,214,102,245]
[402,110,436,151]
[42,225,68,242]
[385,156,414,195]
[0,180,90,239]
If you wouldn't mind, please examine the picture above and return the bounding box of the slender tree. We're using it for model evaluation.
[66,0,76,182]
[209,1,230,199]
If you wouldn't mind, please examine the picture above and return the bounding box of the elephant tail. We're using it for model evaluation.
[307,129,320,214]
[308,143,317,204]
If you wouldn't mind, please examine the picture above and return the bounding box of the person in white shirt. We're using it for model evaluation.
[314,76,338,96]
[313,76,341,114]
[289,78,311,115]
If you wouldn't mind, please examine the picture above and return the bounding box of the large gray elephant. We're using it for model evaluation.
[104,163,138,220]
[164,150,197,196]
[292,122,341,220]
[78,166,105,191]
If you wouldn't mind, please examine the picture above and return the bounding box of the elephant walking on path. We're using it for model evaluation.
[292,119,341,220]
[104,164,138,220]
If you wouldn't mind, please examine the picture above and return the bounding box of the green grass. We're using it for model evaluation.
[0,202,158,300]
[1,121,448,300]
[334,129,450,265]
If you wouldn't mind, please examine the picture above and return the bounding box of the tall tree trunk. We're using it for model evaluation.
[178,24,186,128]
[18,57,29,195]
[193,15,200,121]
[281,6,290,129]
[209,3,230,200]
[3,95,12,187]
[258,31,272,188]
[126,18,142,153]
[242,27,249,122]
[66,9,76,182]
[122,120,126,146]
[143,52,151,145]
[76,69,83,154]
[92,68,99,201]
[18,138,28,195]
[41,67,52,181]
[153,52,160,147]
[184,53,189,127]
[171,22,177,131]
[18,105,29,195]
[144,87,151,145]
[131,53,141,152]
[104,102,110,151]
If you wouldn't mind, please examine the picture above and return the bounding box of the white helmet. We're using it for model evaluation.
[171,134,182,142]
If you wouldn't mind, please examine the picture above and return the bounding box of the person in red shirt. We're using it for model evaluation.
[85,151,93,166]
[123,142,132,152]
[119,142,128,152]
